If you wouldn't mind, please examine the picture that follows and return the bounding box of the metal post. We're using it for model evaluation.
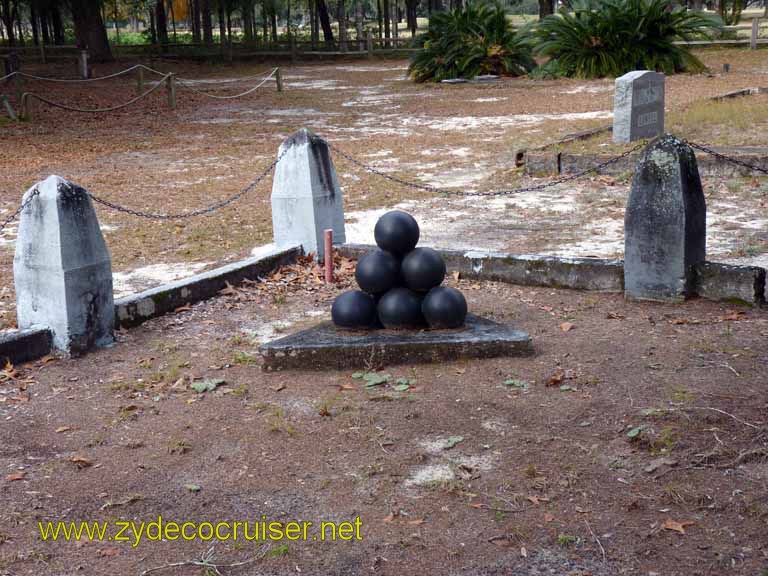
[39,42,47,64]
[14,72,22,105]
[324,229,334,282]
[20,93,30,121]
[751,18,759,50]
[78,50,89,79]
[137,66,144,95]
[366,30,374,59]
[290,37,297,63]
[166,74,176,109]
[1,95,17,121]
[275,67,283,92]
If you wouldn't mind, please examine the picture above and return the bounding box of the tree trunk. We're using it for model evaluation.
[538,0,554,17]
[156,0,169,44]
[270,10,276,40]
[192,0,201,41]
[406,0,416,35]
[391,0,397,45]
[0,0,15,46]
[338,0,347,51]
[310,0,318,48]
[50,2,64,44]
[40,4,50,44]
[218,1,226,43]
[201,0,213,43]
[148,6,157,43]
[355,0,363,49]
[382,0,390,46]
[261,0,268,41]
[71,0,113,60]
[317,0,333,44]
[243,1,254,40]
[30,0,39,46]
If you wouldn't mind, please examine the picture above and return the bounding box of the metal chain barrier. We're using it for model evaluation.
[21,74,170,114]
[685,140,768,176]
[327,141,646,197]
[175,68,278,100]
[87,151,284,219]
[0,187,39,237]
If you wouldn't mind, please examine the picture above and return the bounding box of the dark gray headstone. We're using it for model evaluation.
[624,135,706,302]
[613,71,665,143]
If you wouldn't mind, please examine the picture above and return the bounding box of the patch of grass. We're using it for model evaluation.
[232,351,257,365]
[556,533,578,546]
[671,386,696,404]
[267,543,290,557]
[267,406,296,436]
[167,439,192,455]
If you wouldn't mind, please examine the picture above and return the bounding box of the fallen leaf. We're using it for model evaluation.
[338,383,356,391]
[559,322,575,332]
[606,311,625,320]
[184,483,201,492]
[443,436,464,449]
[407,518,426,526]
[174,304,192,313]
[527,495,549,505]
[662,518,694,534]
[546,369,565,387]
[5,471,26,481]
[55,426,72,433]
[720,311,746,322]
[70,456,93,469]
[544,513,555,523]
[191,379,225,393]
[270,384,286,392]
[382,513,395,523]
[626,426,644,439]
[520,546,527,558]
[98,547,120,557]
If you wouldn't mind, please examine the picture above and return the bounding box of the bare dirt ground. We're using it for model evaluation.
[1,263,767,575]
[2,49,768,328]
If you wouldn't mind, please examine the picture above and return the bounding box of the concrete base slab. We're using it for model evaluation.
[259,314,533,371]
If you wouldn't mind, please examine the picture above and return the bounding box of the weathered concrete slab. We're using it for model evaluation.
[115,245,301,328]
[625,135,706,302]
[694,262,766,306]
[0,328,52,365]
[338,245,625,292]
[259,314,533,371]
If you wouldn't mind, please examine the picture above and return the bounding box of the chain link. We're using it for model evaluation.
[0,187,39,237]
[86,152,284,220]
[327,141,646,197]
[684,140,768,176]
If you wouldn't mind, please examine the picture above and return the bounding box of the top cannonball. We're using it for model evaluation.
[374,210,420,255]
[401,247,446,292]
[355,249,400,294]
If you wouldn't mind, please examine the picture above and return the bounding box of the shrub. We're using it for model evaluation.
[530,0,723,79]
[408,2,535,83]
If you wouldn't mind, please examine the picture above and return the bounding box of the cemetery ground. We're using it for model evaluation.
[1,49,768,575]
[1,266,768,575]
[2,49,768,326]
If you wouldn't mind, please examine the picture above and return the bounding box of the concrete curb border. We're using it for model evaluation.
[0,328,52,365]
[525,146,768,178]
[337,244,766,306]
[115,245,301,328]
[0,245,302,365]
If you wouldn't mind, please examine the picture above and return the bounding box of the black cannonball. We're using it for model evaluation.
[355,249,400,294]
[331,290,377,329]
[401,247,446,292]
[422,286,468,329]
[374,210,420,255]
[377,287,425,329]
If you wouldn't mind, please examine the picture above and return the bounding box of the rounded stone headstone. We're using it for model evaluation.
[374,210,419,255]
[377,287,425,329]
[422,286,467,329]
[355,249,400,294]
[401,247,446,292]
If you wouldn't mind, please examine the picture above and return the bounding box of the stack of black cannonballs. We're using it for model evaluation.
[331,210,468,331]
